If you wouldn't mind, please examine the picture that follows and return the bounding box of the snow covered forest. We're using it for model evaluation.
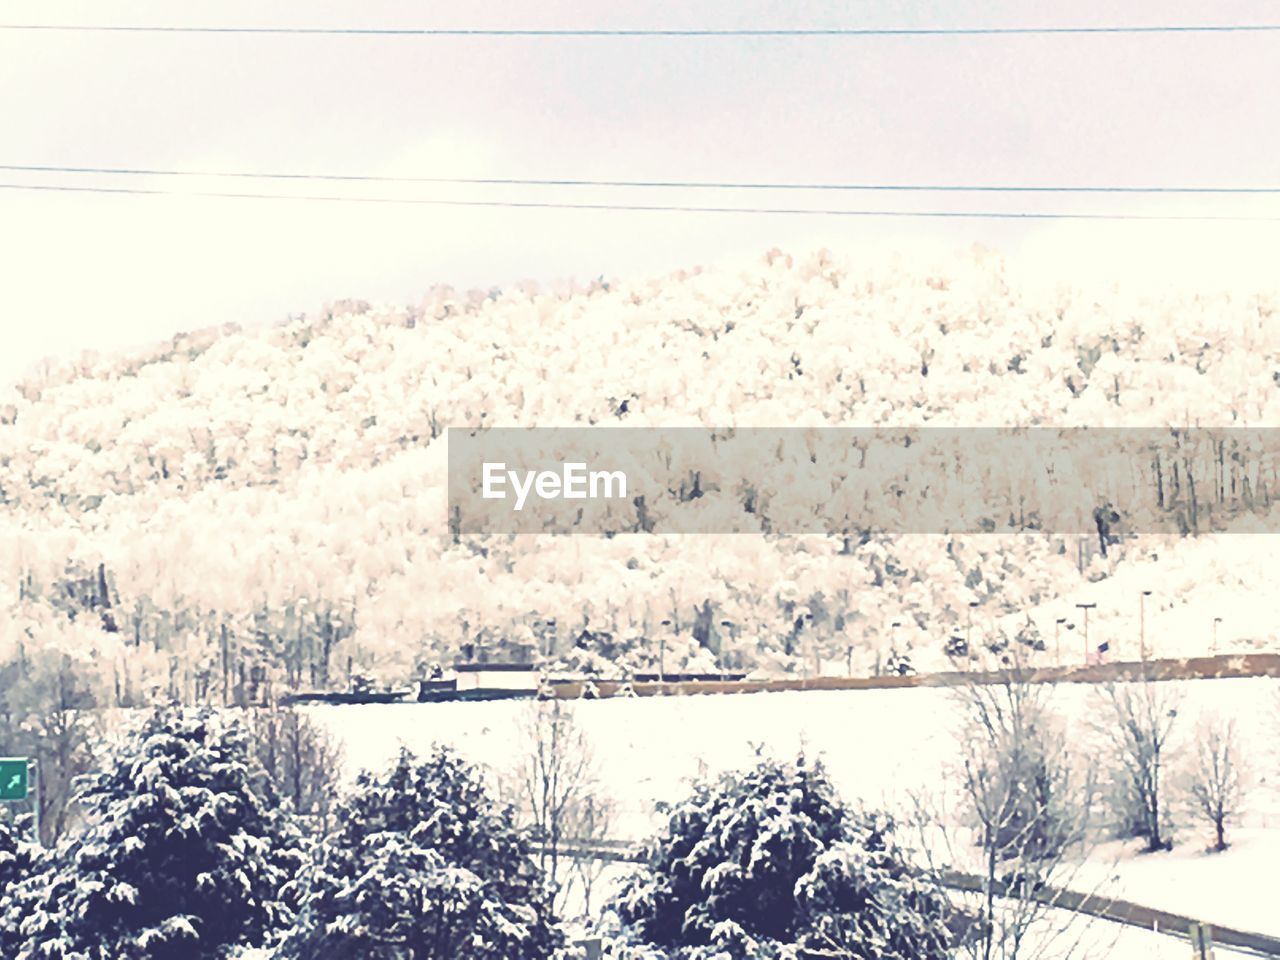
[4,247,1280,957]
[4,248,1280,706]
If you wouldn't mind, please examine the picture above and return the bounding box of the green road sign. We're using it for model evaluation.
[0,758,29,801]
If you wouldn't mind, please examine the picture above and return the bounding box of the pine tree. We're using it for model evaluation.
[16,708,304,960]
[794,812,954,960]
[0,811,37,894]
[606,755,953,959]
[0,813,44,955]
[279,745,563,959]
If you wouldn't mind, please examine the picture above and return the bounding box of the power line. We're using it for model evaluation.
[3,163,1279,195]
[2,23,1280,37]
[4,181,1280,221]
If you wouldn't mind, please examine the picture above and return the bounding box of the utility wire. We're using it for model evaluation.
[2,23,1280,37]
[3,181,1280,221]
[3,163,1279,195]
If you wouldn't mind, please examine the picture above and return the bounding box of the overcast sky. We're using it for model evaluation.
[3,0,1280,385]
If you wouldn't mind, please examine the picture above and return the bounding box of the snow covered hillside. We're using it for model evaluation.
[4,248,1280,703]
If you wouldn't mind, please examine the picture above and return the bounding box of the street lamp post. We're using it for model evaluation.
[1055,617,1067,662]
[1075,603,1096,662]
[1213,617,1222,656]
[1139,590,1152,661]
[32,758,40,847]
[658,618,672,682]
[967,601,978,658]
[719,619,736,680]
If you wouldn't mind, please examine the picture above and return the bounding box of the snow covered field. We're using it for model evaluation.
[308,677,1280,953]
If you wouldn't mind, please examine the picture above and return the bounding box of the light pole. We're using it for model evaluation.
[31,758,39,847]
[1075,603,1096,662]
[967,601,978,658]
[658,618,671,681]
[1139,590,1152,661]
[1055,617,1067,662]
[812,613,821,678]
[1213,617,1222,656]
[719,619,733,680]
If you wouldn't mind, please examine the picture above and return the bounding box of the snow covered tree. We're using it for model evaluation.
[1098,678,1180,851]
[0,813,44,956]
[606,754,954,959]
[1188,713,1244,852]
[15,707,304,960]
[794,812,955,960]
[928,667,1099,960]
[0,640,102,844]
[0,811,37,892]
[501,700,615,918]
[244,705,343,835]
[278,745,562,959]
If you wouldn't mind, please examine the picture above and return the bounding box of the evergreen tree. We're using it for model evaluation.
[16,708,303,960]
[0,813,44,956]
[0,811,38,895]
[279,745,562,959]
[793,812,954,960]
[606,755,953,960]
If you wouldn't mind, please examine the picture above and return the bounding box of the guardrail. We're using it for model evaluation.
[283,653,1280,705]
[546,653,1280,699]
[938,868,1280,958]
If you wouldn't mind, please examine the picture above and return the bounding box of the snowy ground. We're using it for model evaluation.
[307,676,1280,956]
[1079,828,1280,941]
